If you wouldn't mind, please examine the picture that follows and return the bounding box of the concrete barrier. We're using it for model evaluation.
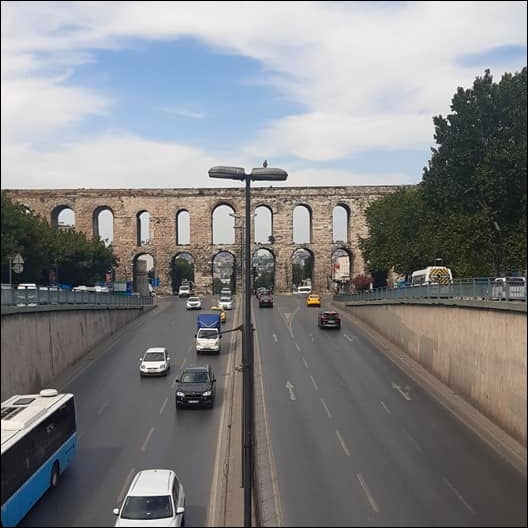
[337,300,527,447]
[1,305,154,401]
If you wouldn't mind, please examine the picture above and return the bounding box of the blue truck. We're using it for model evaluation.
[195,313,221,353]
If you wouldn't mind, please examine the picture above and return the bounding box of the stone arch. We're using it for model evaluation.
[293,204,312,244]
[255,204,274,244]
[176,209,190,245]
[332,203,350,243]
[171,251,195,294]
[212,203,237,245]
[136,210,150,246]
[92,206,114,246]
[252,247,275,291]
[212,250,236,294]
[51,205,75,230]
[331,247,353,293]
[291,247,314,291]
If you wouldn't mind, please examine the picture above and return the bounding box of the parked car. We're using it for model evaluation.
[210,305,227,323]
[218,295,233,310]
[318,310,341,329]
[139,347,170,376]
[113,469,185,527]
[306,294,321,307]
[175,364,216,408]
[259,292,273,308]
[186,296,202,310]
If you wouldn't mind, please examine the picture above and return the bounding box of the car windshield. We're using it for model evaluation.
[181,371,209,383]
[198,329,218,338]
[220,296,231,302]
[144,352,165,362]
[120,495,173,520]
[188,297,199,302]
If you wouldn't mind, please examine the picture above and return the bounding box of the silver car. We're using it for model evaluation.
[113,469,185,526]
[186,296,202,310]
[218,295,233,310]
[139,347,170,376]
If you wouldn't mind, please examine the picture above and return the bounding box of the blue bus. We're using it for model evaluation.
[1,390,77,527]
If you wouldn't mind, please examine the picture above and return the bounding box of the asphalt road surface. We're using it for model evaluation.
[21,295,235,527]
[254,294,526,527]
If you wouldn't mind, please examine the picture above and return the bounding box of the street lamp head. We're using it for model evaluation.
[250,167,288,181]
[208,166,246,181]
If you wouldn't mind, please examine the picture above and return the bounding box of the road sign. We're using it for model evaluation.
[13,263,24,273]
[12,254,24,274]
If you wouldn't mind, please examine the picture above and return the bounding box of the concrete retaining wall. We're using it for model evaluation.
[339,302,527,447]
[1,306,150,401]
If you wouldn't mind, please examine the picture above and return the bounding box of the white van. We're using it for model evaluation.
[178,284,191,297]
[296,285,312,295]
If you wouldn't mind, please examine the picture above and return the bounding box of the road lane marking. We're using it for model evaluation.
[159,397,168,414]
[295,343,301,352]
[272,333,278,342]
[117,467,136,504]
[392,382,412,401]
[344,334,355,342]
[442,477,475,514]
[285,381,296,400]
[97,401,109,416]
[320,398,332,418]
[402,427,423,453]
[380,401,391,414]
[336,430,350,456]
[140,427,155,452]
[309,375,319,391]
[357,473,380,513]
[302,357,309,369]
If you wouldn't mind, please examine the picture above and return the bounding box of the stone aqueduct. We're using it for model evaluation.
[5,186,398,294]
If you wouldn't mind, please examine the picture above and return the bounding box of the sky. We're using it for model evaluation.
[1,1,526,191]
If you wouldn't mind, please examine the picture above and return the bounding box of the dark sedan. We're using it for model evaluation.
[318,310,341,329]
[175,364,216,408]
[259,293,274,307]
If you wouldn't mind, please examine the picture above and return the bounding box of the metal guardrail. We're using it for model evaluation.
[1,288,154,307]
[334,278,527,303]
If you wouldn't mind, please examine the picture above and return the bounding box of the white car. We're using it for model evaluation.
[113,469,185,527]
[139,347,170,376]
[218,295,233,310]
[186,296,202,310]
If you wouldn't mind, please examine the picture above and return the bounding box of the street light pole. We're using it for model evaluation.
[209,165,287,527]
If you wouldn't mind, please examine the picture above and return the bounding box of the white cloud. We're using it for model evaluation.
[1,1,526,187]
[160,107,206,119]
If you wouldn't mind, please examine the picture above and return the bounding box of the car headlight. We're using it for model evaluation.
[176,391,185,397]
[140,364,147,370]
[203,391,212,397]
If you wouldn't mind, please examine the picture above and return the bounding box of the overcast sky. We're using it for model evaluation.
[1,1,526,190]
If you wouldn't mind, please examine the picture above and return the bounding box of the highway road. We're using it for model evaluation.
[254,294,527,527]
[20,296,236,527]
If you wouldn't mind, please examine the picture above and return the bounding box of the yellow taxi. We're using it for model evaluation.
[306,294,321,307]
[210,305,227,323]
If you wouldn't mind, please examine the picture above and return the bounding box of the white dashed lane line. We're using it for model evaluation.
[97,401,109,416]
[140,427,155,452]
[336,429,350,456]
[357,473,380,513]
[442,477,475,514]
[309,375,319,391]
[159,397,168,414]
[320,398,332,418]
[302,357,309,369]
[380,401,391,414]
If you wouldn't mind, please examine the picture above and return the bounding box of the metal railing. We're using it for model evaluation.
[334,278,527,303]
[1,288,154,307]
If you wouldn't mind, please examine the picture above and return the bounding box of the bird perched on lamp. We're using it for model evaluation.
[263,160,268,168]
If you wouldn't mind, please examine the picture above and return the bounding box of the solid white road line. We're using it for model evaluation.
[357,473,380,513]
[442,477,475,514]
[380,401,391,414]
[309,375,319,391]
[336,430,350,456]
[159,397,168,414]
[320,398,332,419]
[140,427,155,452]
[302,357,309,369]
[117,467,136,504]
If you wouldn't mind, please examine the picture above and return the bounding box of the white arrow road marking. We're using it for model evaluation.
[272,333,278,342]
[392,382,412,400]
[285,380,296,401]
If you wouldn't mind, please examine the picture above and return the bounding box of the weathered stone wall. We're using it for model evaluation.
[4,186,399,294]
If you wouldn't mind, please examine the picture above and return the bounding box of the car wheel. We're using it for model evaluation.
[50,462,60,488]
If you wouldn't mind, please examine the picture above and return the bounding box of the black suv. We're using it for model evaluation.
[318,310,341,329]
[175,365,216,408]
[259,292,273,307]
